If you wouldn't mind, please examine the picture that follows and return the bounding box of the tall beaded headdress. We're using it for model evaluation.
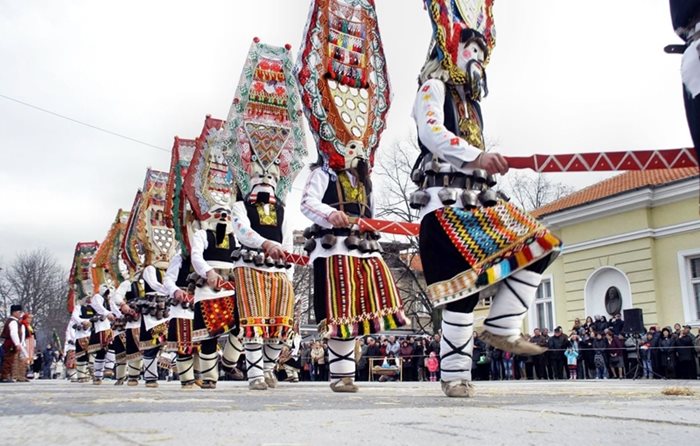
[67,241,99,313]
[225,38,307,204]
[296,0,392,171]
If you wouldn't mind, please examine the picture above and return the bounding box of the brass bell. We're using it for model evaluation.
[274,258,285,269]
[486,174,498,188]
[410,168,424,185]
[497,191,511,203]
[438,188,458,205]
[344,234,360,250]
[284,261,292,269]
[303,226,315,239]
[163,308,170,319]
[471,169,487,190]
[242,250,255,263]
[265,256,275,267]
[321,233,337,249]
[254,252,265,266]
[359,238,372,253]
[303,238,317,253]
[369,240,381,252]
[461,189,479,209]
[479,189,499,207]
[409,190,430,209]
[437,174,457,205]
[155,310,164,320]
[231,248,242,261]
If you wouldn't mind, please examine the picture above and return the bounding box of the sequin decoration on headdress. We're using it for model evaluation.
[183,116,235,221]
[165,136,197,255]
[296,0,391,171]
[424,0,496,83]
[121,169,176,271]
[225,39,307,204]
[91,209,130,291]
[67,241,99,313]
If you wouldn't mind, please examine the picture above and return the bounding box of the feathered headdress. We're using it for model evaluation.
[225,39,307,204]
[67,241,99,313]
[165,136,197,255]
[424,0,496,83]
[91,209,130,292]
[183,116,235,220]
[296,0,392,171]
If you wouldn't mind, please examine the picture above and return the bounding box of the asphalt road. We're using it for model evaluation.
[1,379,699,445]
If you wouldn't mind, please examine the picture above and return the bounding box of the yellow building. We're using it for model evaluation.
[514,168,700,333]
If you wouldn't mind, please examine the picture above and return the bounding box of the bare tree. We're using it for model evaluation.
[375,136,437,334]
[501,172,576,211]
[0,249,68,348]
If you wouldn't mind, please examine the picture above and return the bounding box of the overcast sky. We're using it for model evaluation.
[0,0,691,270]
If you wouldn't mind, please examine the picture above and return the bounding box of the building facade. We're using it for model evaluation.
[516,168,700,333]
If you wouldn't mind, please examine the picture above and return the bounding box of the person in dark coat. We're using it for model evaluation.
[530,328,549,379]
[659,327,677,379]
[610,314,624,336]
[547,327,568,379]
[675,325,697,379]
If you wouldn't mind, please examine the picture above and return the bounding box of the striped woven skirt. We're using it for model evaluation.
[87,329,113,353]
[313,255,406,339]
[419,201,561,308]
[233,267,295,343]
[166,318,195,355]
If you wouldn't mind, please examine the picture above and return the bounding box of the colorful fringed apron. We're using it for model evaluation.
[233,268,295,344]
[423,201,561,307]
[315,255,406,339]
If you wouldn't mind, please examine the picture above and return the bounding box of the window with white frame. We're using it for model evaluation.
[534,278,554,331]
[689,256,700,320]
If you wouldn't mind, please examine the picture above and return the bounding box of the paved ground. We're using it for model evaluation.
[1,379,699,445]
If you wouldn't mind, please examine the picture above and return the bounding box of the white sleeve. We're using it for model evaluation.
[90,294,110,316]
[300,168,336,228]
[113,280,130,306]
[232,201,267,249]
[143,265,167,295]
[413,79,482,169]
[281,214,295,281]
[70,307,86,324]
[163,254,183,297]
[9,320,28,357]
[191,229,213,277]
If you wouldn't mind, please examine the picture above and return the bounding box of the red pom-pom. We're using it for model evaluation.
[285,43,292,51]
[253,37,260,43]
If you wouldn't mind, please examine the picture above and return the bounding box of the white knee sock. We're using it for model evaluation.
[76,361,89,380]
[199,352,219,382]
[177,355,195,384]
[194,352,202,378]
[144,354,158,383]
[105,349,116,371]
[67,367,77,381]
[115,362,127,381]
[245,343,264,381]
[128,358,143,380]
[484,269,542,337]
[440,310,474,382]
[222,334,243,371]
[93,358,105,381]
[263,343,283,373]
[328,338,355,381]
